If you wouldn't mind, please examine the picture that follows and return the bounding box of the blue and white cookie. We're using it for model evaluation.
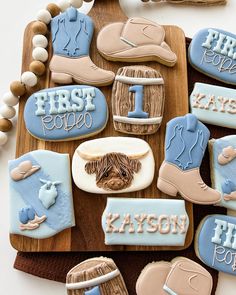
[189,28,236,85]
[24,85,108,142]
[9,150,75,239]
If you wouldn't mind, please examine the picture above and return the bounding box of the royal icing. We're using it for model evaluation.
[190,83,236,129]
[209,135,236,210]
[9,150,75,239]
[102,198,189,246]
[50,7,115,86]
[136,257,213,295]
[97,17,177,67]
[196,215,236,276]
[72,137,155,194]
[157,114,221,205]
[24,85,108,141]
[66,257,128,295]
[112,66,165,135]
[189,28,236,85]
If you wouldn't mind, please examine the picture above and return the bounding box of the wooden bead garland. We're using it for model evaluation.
[32,21,48,35]
[0,118,13,132]
[1,0,89,148]
[29,61,46,76]
[10,81,26,97]
[46,3,61,17]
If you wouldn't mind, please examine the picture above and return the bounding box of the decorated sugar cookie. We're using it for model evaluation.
[189,28,236,85]
[112,66,165,135]
[97,17,177,67]
[24,85,108,141]
[50,7,115,86]
[72,137,155,194]
[157,114,221,205]
[136,257,213,295]
[66,257,128,295]
[190,83,236,129]
[9,150,75,239]
[102,198,189,246]
[195,214,236,276]
[209,135,236,211]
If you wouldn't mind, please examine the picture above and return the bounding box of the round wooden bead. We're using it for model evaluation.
[58,0,70,12]
[47,3,61,17]
[3,92,19,107]
[32,47,48,62]
[32,21,47,35]
[36,9,52,25]
[29,61,46,76]
[0,105,16,119]
[10,81,26,97]
[0,118,13,132]
[69,0,83,8]
[0,131,8,146]
[21,71,38,87]
[32,35,48,48]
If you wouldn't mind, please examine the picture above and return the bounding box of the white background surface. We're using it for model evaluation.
[1,0,236,294]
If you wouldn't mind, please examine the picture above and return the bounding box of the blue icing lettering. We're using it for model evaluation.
[190,83,236,129]
[189,28,236,85]
[24,85,108,141]
[51,7,93,58]
[128,85,149,119]
[165,114,209,170]
[197,215,236,275]
[9,151,75,238]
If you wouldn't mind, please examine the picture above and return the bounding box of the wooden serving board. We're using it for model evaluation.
[10,0,193,252]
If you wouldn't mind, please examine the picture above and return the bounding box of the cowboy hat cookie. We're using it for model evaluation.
[112,66,165,135]
[190,83,236,129]
[9,150,75,239]
[189,28,236,85]
[195,214,236,276]
[97,17,177,67]
[136,257,213,295]
[157,114,221,205]
[50,7,114,86]
[72,137,155,194]
[66,257,128,295]
[102,198,189,246]
[24,85,108,142]
[209,135,236,211]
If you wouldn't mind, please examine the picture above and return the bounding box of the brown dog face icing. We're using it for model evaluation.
[85,152,141,191]
[72,137,155,194]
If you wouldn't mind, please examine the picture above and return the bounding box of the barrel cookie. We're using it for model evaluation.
[112,66,165,135]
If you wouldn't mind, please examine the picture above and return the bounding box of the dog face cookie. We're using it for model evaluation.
[72,137,155,194]
[136,257,212,295]
[189,28,236,85]
[102,198,189,246]
[209,135,236,211]
[112,66,165,135]
[9,150,75,239]
[66,257,128,295]
[50,7,114,86]
[190,83,236,129]
[97,17,177,67]
[195,214,236,276]
[24,86,108,142]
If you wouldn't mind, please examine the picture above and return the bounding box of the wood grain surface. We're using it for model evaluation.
[10,0,193,252]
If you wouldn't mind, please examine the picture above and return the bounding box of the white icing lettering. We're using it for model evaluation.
[48,92,57,115]
[83,88,96,111]
[35,92,48,116]
[71,89,85,112]
[212,244,236,272]
[211,219,227,245]
[57,90,73,114]
[202,29,220,49]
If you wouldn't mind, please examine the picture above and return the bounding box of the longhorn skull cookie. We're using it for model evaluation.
[50,7,115,86]
[72,137,155,194]
[9,150,75,239]
[97,17,177,67]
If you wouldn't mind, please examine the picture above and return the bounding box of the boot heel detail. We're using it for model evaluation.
[157,178,178,196]
[51,72,73,84]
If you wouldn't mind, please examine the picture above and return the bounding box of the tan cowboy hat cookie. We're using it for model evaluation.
[97,17,177,67]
